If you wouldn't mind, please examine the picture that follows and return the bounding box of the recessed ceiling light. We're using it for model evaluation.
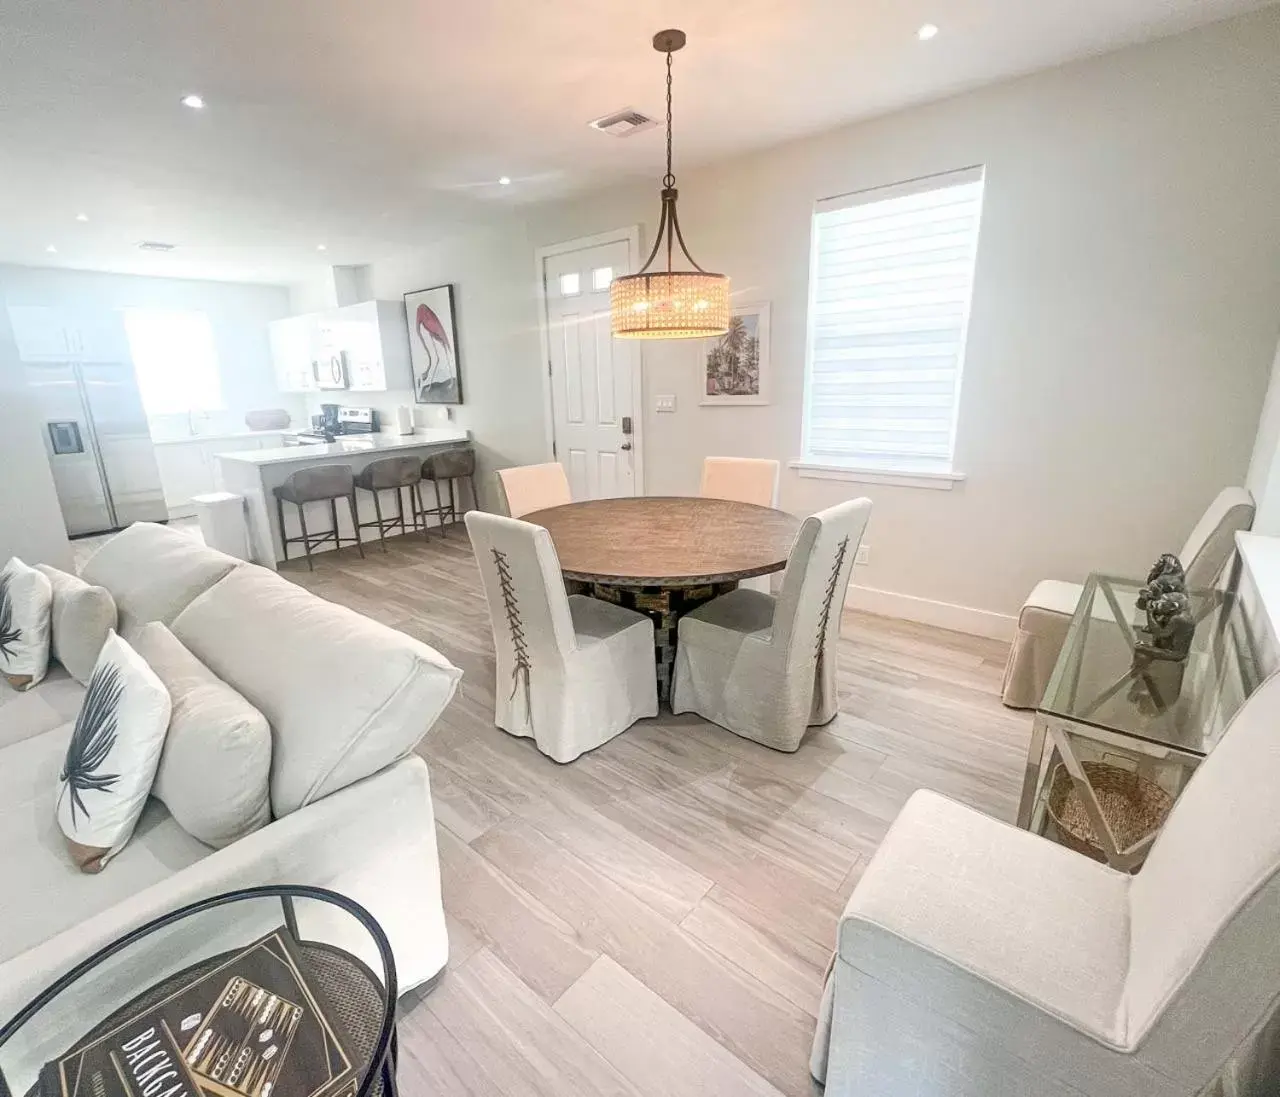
[181,93,205,109]
[45,244,57,253]
[75,213,89,222]
[316,244,327,252]
[917,23,939,40]
[498,176,512,186]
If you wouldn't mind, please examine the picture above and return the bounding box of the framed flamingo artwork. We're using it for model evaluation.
[404,283,463,404]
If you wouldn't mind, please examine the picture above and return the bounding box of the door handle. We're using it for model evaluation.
[621,442,633,451]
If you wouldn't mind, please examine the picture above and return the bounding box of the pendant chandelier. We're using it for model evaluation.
[610,29,730,339]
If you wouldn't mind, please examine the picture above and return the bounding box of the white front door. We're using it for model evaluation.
[542,235,641,500]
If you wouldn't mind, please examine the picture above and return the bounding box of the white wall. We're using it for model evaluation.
[297,222,545,511]
[0,295,72,568]
[0,264,301,438]
[519,7,1280,625]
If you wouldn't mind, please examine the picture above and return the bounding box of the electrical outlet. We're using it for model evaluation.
[855,544,870,566]
[655,394,676,413]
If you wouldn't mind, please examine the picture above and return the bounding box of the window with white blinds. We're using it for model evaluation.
[801,167,985,474]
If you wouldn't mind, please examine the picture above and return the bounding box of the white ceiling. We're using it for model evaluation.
[0,0,1273,286]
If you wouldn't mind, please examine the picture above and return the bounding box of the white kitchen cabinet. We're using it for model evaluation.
[73,309,134,363]
[339,300,412,392]
[7,305,75,360]
[5,305,131,363]
[154,441,212,516]
[154,434,284,516]
[267,302,411,395]
[268,314,319,393]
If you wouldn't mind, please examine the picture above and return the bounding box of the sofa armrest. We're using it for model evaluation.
[1,757,446,1029]
[839,790,1131,1044]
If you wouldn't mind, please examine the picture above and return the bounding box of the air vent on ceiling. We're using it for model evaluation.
[137,240,176,252]
[588,108,658,138]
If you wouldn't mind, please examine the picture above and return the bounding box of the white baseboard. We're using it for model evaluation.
[845,583,1016,641]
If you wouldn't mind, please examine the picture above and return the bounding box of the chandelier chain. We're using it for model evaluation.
[663,49,675,189]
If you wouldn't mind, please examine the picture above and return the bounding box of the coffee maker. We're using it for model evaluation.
[317,403,341,434]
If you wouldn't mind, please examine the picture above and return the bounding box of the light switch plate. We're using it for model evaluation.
[855,544,870,565]
[655,394,676,413]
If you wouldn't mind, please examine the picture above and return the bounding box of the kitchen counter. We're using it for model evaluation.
[213,428,472,568]
[152,429,290,446]
[216,428,469,465]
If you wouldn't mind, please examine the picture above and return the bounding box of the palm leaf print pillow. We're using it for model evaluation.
[0,557,53,691]
[57,631,171,873]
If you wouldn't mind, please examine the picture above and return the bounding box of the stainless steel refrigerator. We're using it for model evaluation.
[24,361,169,536]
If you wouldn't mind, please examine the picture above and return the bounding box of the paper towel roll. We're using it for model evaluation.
[393,406,414,436]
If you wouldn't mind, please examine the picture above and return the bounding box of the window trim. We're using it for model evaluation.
[799,165,984,484]
[788,459,965,491]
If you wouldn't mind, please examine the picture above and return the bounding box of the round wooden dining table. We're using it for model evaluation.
[523,496,802,699]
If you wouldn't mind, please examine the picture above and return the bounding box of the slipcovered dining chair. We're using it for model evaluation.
[672,497,871,752]
[497,462,572,519]
[812,669,1280,1097]
[1002,486,1255,709]
[464,511,657,763]
[700,457,781,594]
[699,456,780,507]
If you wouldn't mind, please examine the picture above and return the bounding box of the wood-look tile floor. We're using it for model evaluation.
[129,523,1031,1096]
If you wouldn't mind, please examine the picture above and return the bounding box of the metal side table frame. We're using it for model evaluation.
[1017,574,1252,871]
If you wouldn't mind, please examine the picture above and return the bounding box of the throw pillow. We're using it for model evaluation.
[55,631,172,873]
[0,557,54,691]
[35,565,118,685]
[132,622,271,848]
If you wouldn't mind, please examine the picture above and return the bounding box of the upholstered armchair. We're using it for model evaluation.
[1003,487,1255,709]
[812,670,1280,1097]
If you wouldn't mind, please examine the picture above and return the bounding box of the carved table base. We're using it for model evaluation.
[568,579,738,702]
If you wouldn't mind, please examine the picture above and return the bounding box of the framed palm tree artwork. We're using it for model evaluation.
[700,303,770,406]
[405,284,463,405]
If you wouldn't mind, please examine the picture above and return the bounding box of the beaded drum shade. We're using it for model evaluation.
[610,30,730,340]
[611,267,731,339]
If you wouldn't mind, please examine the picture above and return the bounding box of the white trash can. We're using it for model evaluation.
[192,492,250,561]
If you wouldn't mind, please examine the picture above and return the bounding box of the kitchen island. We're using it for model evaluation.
[214,428,470,568]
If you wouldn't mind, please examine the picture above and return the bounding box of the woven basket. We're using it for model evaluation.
[1046,761,1173,864]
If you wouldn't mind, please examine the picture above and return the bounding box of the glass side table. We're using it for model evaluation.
[1018,573,1260,870]
[0,886,398,1097]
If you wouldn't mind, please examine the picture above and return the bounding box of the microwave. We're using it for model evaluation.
[314,351,348,390]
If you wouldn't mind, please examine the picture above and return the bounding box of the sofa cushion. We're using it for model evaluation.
[79,522,239,634]
[134,622,271,848]
[0,557,53,691]
[0,723,210,965]
[56,633,172,873]
[171,565,462,816]
[36,564,117,685]
[0,665,84,749]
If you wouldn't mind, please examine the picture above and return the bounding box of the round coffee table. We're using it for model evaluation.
[0,886,398,1097]
[524,496,801,698]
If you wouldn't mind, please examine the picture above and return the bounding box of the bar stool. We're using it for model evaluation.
[354,456,424,552]
[272,464,365,571]
[420,447,479,538]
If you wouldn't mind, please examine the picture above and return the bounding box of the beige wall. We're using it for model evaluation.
[524,8,1280,623]
[0,299,72,569]
[324,222,545,513]
[357,7,1280,625]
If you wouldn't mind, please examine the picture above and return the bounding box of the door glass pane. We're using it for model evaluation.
[559,272,581,297]
[592,267,613,291]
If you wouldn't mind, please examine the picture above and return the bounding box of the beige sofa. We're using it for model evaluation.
[0,523,460,1036]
